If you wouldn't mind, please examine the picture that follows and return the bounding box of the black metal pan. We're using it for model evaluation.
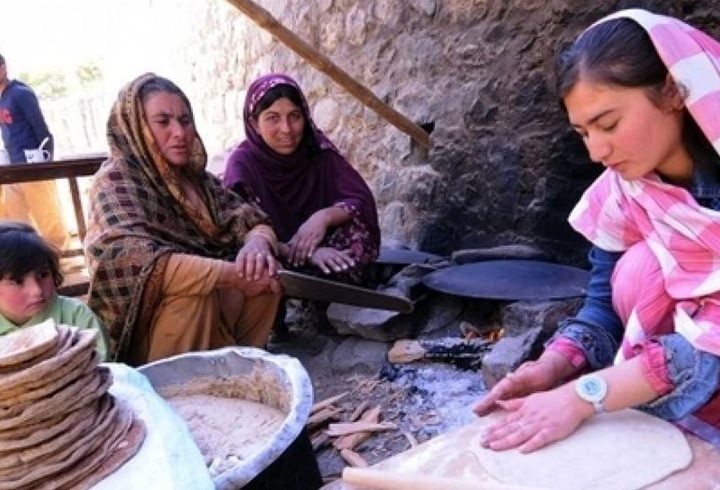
[422,260,589,301]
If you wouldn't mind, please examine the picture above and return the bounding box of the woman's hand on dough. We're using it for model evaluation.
[310,247,356,275]
[480,385,594,453]
[236,235,278,280]
[473,352,574,416]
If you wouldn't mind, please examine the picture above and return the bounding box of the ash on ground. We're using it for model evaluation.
[269,256,581,483]
[269,304,487,481]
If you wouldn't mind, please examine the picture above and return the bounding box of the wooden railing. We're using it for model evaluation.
[0,154,106,242]
[0,154,106,296]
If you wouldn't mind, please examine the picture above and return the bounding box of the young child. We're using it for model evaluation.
[0,221,108,359]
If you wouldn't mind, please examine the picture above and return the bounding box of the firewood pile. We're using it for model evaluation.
[0,320,145,490]
[307,390,408,469]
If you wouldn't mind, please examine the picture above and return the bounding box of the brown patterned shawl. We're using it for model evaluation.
[85,73,270,361]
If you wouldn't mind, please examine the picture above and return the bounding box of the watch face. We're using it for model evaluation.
[584,378,603,396]
[577,375,607,403]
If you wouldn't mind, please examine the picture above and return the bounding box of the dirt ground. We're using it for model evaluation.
[269,306,487,485]
[272,323,720,490]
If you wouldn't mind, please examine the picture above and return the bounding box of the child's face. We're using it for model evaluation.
[0,269,56,325]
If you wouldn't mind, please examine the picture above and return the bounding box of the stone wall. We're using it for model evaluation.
[167,1,720,263]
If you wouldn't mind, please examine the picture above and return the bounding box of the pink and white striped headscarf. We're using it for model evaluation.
[568,9,720,362]
[596,9,720,154]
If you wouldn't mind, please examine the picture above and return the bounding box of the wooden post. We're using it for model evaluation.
[224,0,432,149]
[68,176,87,241]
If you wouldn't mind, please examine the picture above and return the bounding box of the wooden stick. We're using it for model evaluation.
[68,176,87,241]
[311,391,349,414]
[348,400,370,422]
[307,406,341,430]
[326,421,397,437]
[334,405,381,450]
[224,0,432,149]
[311,431,330,451]
[340,449,369,468]
[401,430,418,448]
[342,467,547,490]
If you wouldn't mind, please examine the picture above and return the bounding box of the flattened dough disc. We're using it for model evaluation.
[335,409,693,490]
[472,409,692,490]
[0,319,58,367]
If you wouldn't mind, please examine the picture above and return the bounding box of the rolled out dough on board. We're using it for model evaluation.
[334,409,693,490]
[473,409,692,490]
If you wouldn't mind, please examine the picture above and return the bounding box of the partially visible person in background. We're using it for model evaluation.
[0,53,69,250]
[0,221,108,359]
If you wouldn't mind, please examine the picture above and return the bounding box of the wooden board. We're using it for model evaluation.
[322,413,720,490]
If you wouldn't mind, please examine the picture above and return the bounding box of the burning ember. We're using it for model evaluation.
[484,328,504,343]
[460,322,504,343]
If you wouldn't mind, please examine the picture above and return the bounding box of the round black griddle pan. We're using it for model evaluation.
[422,260,590,301]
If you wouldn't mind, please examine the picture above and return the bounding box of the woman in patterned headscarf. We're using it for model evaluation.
[223,74,380,283]
[85,73,282,365]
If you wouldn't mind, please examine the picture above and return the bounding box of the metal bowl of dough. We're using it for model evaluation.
[138,347,321,490]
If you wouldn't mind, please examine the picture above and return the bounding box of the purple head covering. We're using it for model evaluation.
[223,74,380,266]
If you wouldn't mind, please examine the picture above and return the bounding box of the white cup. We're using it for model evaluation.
[0,150,9,165]
[24,148,51,163]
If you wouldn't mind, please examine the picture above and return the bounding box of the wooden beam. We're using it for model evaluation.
[0,155,105,263]
[225,0,432,149]
[0,156,105,184]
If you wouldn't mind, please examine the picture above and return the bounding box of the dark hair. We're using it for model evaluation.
[0,54,5,66]
[556,17,719,168]
[138,76,185,104]
[252,84,304,119]
[252,84,317,151]
[0,221,62,287]
[556,19,667,98]
[137,76,197,132]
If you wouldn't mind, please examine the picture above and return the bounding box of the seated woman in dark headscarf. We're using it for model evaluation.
[223,74,380,282]
[85,73,282,365]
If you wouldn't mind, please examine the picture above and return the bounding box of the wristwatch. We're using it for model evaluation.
[575,374,608,414]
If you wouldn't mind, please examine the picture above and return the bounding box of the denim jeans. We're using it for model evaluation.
[640,334,720,420]
[554,321,720,419]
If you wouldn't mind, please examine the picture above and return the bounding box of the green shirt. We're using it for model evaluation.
[0,295,109,360]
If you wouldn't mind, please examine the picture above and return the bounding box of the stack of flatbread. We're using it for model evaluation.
[0,319,145,490]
